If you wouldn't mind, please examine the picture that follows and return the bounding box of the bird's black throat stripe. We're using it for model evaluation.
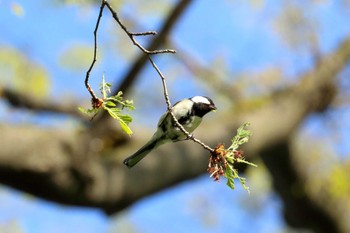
[192,101,212,117]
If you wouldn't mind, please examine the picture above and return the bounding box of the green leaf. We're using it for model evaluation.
[226,178,235,190]
[209,122,256,192]
[116,91,123,97]
[228,122,252,151]
[123,99,135,110]
[105,107,118,118]
[105,101,116,107]
[238,176,250,194]
[236,158,258,167]
[226,156,234,164]
[81,76,134,135]
[105,107,133,135]
[224,167,233,179]
[119,114,132,124]
[99,74,110,98]
[78,107,87,114]
[78,106,99,115]
[224,165,236,190]
[118,117,133,135]
[105,91,135,111]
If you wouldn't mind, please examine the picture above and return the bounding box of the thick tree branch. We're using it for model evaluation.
[0,35,349,218]
[0,87,82,118]
[260,141,340,233]
[114,0,193,95]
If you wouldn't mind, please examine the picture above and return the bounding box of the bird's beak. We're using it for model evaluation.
[210,104,217,112]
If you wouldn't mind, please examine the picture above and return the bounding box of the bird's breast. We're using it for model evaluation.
[183,116,202,132]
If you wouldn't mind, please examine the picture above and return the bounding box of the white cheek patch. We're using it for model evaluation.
[191,96,210,105]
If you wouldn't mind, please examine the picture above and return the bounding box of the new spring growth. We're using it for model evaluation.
[207,123,257,192]
[79,75,135,135]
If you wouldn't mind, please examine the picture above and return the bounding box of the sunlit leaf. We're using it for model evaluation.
[59,44,94,71]
[10,2,25,17]
[0,46,50,97]
[208,123,256,192]
[104,107,133,135]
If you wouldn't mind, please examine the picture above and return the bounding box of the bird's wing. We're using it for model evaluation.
[123,130,168,168]
[157,111,169,127]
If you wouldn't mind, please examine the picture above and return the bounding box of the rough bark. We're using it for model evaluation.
[1,1,350,231]
[1,37,349,221]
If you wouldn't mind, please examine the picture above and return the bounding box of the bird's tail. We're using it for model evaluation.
[123,135,166,168]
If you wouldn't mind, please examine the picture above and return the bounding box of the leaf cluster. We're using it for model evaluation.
[208,123,257,192]
[79,76,135,135]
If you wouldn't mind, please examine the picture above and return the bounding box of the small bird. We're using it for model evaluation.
[123,96,217,168]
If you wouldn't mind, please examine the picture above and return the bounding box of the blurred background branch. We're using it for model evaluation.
[1,87,82,117]
[0,1,350,233]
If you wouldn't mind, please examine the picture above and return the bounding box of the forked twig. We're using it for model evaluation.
[85,0,256,191]
[85,0,214,152]
[85,3,102,98]
[146,56,214,152]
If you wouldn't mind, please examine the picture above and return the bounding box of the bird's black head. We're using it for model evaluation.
[190,96,217,117]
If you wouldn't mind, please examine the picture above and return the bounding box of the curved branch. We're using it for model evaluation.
[90,0,194,132]
[260,142,340,233]
[1,35,349,217]
[114,0,193,94]
[0,87,82,118]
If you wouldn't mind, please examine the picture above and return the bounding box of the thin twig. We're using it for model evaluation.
[130,31,157,36]
[85,0,105,101]
[146,55,214,152]
[87,0,213,153]
[104,1,176,54]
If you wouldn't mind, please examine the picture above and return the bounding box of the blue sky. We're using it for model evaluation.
[0,175,285,233]
[0,0,349,232]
